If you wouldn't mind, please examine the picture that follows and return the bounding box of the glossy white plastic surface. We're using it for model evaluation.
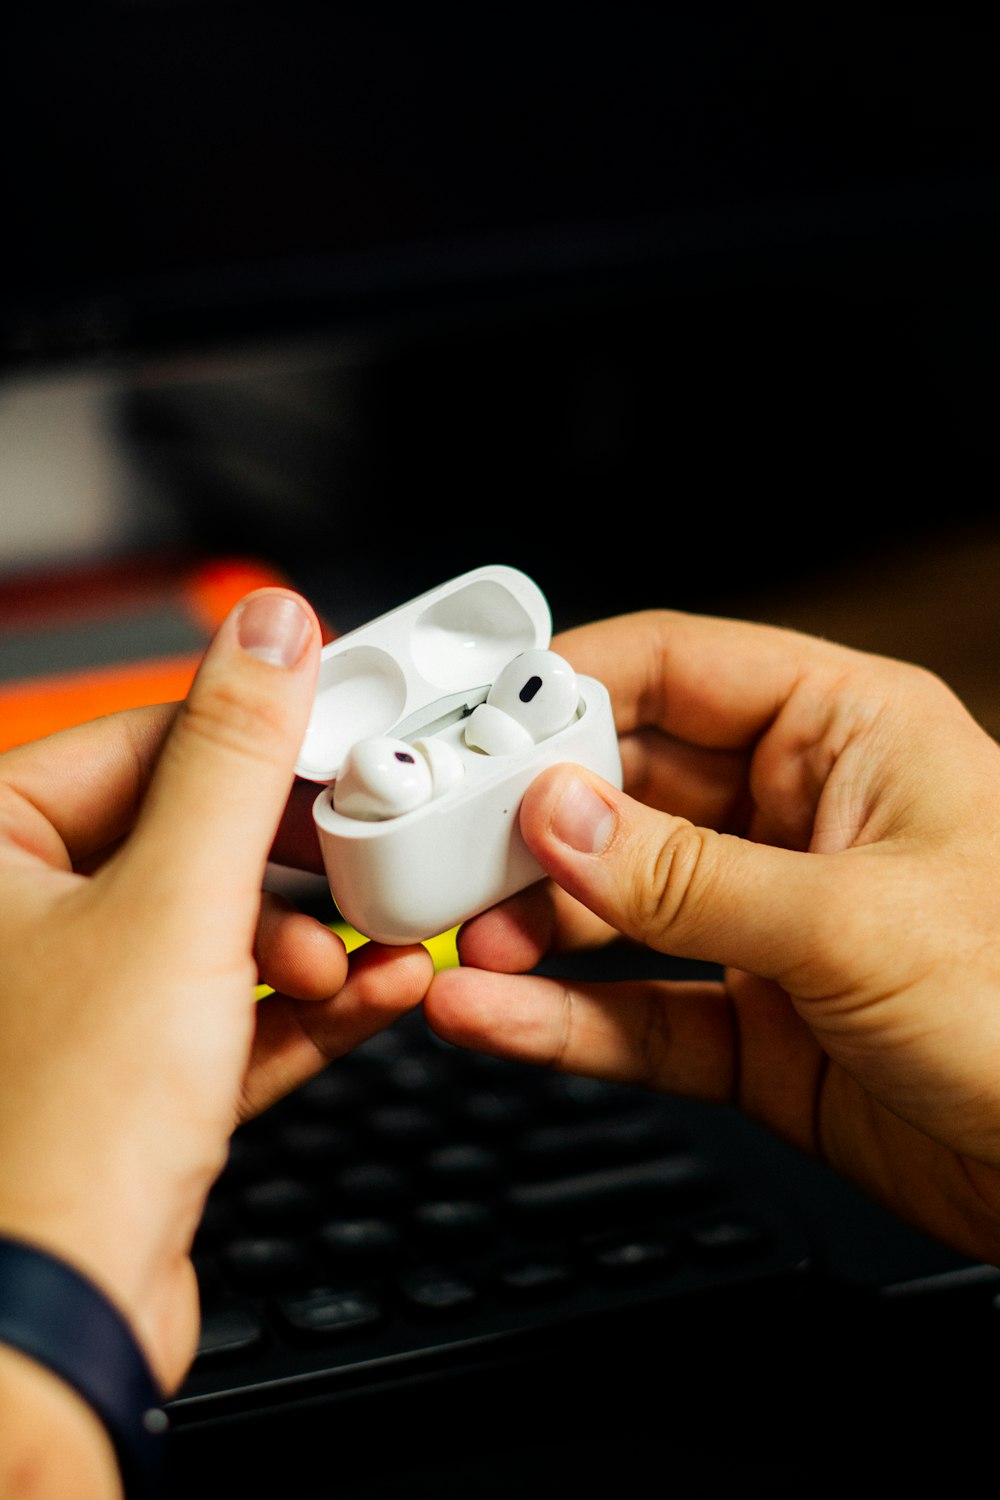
[296,565,622,944]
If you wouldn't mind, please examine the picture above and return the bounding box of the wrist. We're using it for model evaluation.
[0,1235,167,1499]
[0,1344,123,1500]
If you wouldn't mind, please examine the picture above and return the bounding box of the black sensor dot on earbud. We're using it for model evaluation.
[519,676,543,704]
[394,751,415,763]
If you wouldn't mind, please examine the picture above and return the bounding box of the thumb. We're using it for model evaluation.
[518,763,825,982]
[115,589,321,926]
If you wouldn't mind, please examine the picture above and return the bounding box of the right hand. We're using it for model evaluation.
[426,609,1000,1266]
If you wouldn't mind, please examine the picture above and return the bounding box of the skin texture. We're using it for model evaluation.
[425,609,1000,1268]
[0,588,434,1499]
[7,592,1000,1494]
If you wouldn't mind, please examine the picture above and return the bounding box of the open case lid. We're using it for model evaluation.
[295,564,552,783]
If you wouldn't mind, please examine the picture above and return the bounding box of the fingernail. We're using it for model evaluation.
[236,593,313,667]
[550,774,615,854]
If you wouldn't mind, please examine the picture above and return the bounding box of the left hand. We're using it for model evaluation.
[0,588,433,1394]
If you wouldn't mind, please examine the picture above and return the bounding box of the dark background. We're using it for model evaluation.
[3,6,998,628]
[3,8,999,1496]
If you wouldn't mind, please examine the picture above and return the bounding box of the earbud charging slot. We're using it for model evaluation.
[394,685,490,744]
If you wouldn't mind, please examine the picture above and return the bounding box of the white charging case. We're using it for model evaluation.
[294,564,622,945]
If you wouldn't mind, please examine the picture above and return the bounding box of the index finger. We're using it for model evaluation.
[553,609,840,750]
[0,703,178,868]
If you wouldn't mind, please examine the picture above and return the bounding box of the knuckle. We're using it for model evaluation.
[178,673,296,772]
[635,816,715,947]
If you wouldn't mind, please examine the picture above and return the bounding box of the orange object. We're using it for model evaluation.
[0,553,327,752]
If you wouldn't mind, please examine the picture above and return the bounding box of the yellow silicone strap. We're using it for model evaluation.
[254,923,459,1001]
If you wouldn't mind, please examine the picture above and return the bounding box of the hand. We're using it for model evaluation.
[425,609,1000,1267]
[0,589,433,1395]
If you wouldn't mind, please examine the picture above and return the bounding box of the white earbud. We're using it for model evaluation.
[464,648,579,755]
[411,734,465,797]
[462,701,533,755]
[333,735,463,820]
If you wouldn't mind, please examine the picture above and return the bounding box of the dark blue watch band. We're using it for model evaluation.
[0,1234,167,1498]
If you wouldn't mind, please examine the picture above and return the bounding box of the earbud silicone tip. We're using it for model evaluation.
[463,701,534,756]
[464,699,536,756]
[412,735,465,795]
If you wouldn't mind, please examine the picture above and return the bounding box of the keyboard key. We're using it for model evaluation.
[396,1265,481,1316]
[507,1153,716,1230]
[238,1176,325,1231]
[274,1120,357,1174]
[292,1068,367,1116]
[276,1287,383,1342]
[364,1102,447,1155]
[587,1230,678,1280]
[195,1301,265,1363]
[511,1109,674,1177]
[223,1235,317,1292]
[318,1216,403,1267]
[457,1086,535,1137]
[685,1215,770,1265]
[495,1253,576,1301]
[333,1161,413,1211]
[419,1142,504,1193]
[410,1197,498,1251]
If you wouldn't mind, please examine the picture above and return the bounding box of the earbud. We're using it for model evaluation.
[333,735,463,820]
[411,734,465,798]
[464,649,579,755]
[334,650,579,816]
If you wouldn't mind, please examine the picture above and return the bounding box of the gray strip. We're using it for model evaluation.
[0,604,208,683]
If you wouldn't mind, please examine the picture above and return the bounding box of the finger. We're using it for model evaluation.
[617,727,752,830]
[241,941,434,1118]
[254,893,348,1000]
[553,609,834,747]
[517,762,830,984]
[456,879,619,973]
[113,590,321,931]
[426,965,738,1101]
[0,703,178,868]
[0,700,328,877]
[519,764,1000,1164]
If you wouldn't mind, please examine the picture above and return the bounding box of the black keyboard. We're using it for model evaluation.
[164,921,1000,1497]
